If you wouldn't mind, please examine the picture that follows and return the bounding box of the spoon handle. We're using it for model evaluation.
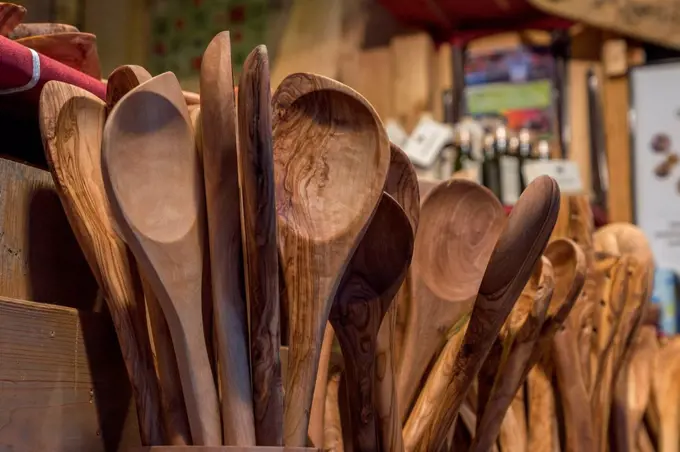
[376,302,404,452]
[324,373,345,452]
[526,357,560,452]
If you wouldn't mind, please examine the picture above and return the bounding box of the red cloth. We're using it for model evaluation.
[0,35,105,110]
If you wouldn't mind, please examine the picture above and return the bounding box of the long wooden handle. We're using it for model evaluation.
[527,357,560,452]
[376,301,404,452]
[324,373,345,452]
[309,323,335,448]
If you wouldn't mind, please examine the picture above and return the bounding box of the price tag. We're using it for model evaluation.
[385,119,408,148]
[403,116,454,168]
[522,160,584,194]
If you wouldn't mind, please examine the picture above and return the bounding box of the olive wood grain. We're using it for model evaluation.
[38,81,164,445]
[0,2,25,36]
[653,336,680,452]
[200,32,256,445]
[237,45,283,447]
[105,64,191,445]
[324,373,344,452]
[309,323,335,448]
[8,22,78,39]
[272,72,390,446]
[471,257,554,452]
[17,32,101,78]
[102,72,221,445]
[527,360,560,452]
[397,180,505,421]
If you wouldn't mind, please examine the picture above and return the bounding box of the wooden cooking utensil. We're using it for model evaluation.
[17,32,101,78]
[39,81,165,446]
[329,193,414,452]
[200,32,255,445]
[237,44,283,447]
[397,180,505,420]
[527,362,560,452]
[472,257,554,452]
[652,336,680,452]
[0,2,25,36]
[272,72,390,446]
[412,175,560,452]
[105,64,191,446]
[385,143,420,232]
[102,72,221,445]
[309,323,336,448]
[324,372,345,452]
[8,22,78,39]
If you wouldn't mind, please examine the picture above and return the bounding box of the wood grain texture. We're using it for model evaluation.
[102,72,220,445]
[385,144,420,234]
[0,296,141,451]
[38,81,164,445]
[0,157,98,308]
[0,2,25,36]
[652,336,680,452]
[105,64,191,446]
[308,323,335,448]
[324,373,344,452]
[238,44,283,447]
[200,32,255,446]
[8,22,78,39]
[412,175,560,452]
[330,194,413,452]
[398,180,505,421]
[134,448,317,451]
[471,257,554,452]
[527,358,560,452]
[18,32,102,79]
[272,72,390,446]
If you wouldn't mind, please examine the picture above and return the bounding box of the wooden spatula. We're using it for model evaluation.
[200,32,255,445]
[102,72,221,445]
[273,73,390,446]
[39,81,165,446]
[237,44,283,447]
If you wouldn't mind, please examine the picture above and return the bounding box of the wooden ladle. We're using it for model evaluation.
[272,72,390,446]
[105,64,191,446]
[329,193,414,452]
[397,180,506,420]
[411,175,560,452]
[102,72,221,445]
[38,81,164,446]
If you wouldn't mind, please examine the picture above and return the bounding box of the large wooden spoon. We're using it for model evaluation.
[397,180,506,420]
[330,193,413,452]
[412,175,560,452]
[102,72,221,445]
[272,72,390,446]
[237,44,283,446]
[39,81,164,446]
[200,32,256,445]
[471,256,554,452]
[105,64,191,446]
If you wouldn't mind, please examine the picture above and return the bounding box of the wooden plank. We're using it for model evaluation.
[0,296,140,451]
[0,157,99,310]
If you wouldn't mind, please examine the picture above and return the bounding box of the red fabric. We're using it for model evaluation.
[0,35,105,109]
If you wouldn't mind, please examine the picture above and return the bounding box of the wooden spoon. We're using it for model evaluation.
[273,72,390,446]
[412,175,560,452]
[8,22,78,39]
[309,323,336,448]
[39,81,164,446]
[102,72,221,445]
[105,64,191,446]
[324,372,345,452]
[653,336,680,452]
[471,256,554,452]
[200,32,255,445]
[17,32,101,78]
[0,2,25,36]
[397,180,506,420]
[237,44,283,446]
[329,193,414,452]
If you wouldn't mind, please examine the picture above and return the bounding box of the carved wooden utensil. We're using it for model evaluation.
[237,44,283,446]
[0,2,25,36]
[324,372,345,452]
[411,175,560,452]
[17,32,102,78]
[471,256,554,452]
[329,193,414,452]
[309,323,336,448]
[653,336,680,452]
[397,180,505,420]
[105,64,191,446]
[102,72,221,445]
[39,81,164,446]
[272,72,390,446]
[8,22,78,39]
[200,32,255,445]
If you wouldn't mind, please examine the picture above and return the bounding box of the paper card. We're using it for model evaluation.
[499,156,521,205]
[522,160,584,194]
[385,119,409,148]
[403,116,454,168]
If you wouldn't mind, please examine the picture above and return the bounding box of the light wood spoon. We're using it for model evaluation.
[105,64,191,446]
[39,81,164,446]
[329,193,414,452]
[237,44,283,446]
[412,175,560,452]
[200,32,256,445]
[102,72,221,445]
[272,72,390,446]
[397,180,506,420]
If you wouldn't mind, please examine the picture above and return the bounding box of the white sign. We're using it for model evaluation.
[522,160,584,195]
[403,116,454,168]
